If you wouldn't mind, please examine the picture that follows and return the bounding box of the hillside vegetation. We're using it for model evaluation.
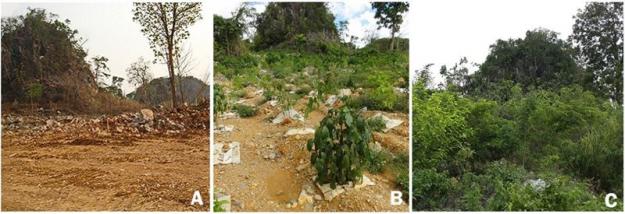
[1,9,142,113]
[214,2,410,211]
[412,2,623,211]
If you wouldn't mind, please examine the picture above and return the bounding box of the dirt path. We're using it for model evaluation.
[215,99,409,212]
[2,120,209,211]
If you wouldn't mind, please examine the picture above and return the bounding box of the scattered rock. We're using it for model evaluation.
[354,175,375,189]
[298,189,314,208]
[317,182,345,201]
[221,111,239,119]
[215,124,235,134]
[325,95,338,106]
[338,88,352,97]
[296,163,308,172]
[394,87,408,94]
[140,109,154,121]
[525,178,548,192]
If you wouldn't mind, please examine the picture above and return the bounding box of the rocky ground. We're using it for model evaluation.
[1,104,210,211]
[214,85,409,212]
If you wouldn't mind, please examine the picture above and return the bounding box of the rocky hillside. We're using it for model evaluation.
[1,9,98,108]
[130,76,210,106]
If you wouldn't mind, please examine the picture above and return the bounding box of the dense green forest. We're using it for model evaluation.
[413,2,623,211]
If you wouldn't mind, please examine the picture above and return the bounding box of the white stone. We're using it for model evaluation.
[325,95,338,106]
[215,125,235,133]
[298,189,314,207]
[354,175,375,189]
[221,112,239,119]
[316,183,345,201]
[525,178,548,192]
[338,88,352,97]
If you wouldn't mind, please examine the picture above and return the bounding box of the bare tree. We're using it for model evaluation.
[126,57,153,102]
[175,45,196,104]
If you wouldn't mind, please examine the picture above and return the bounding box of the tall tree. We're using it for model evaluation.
[440,57,473,94]
[132,2,202,109]
[214,3,255,56]
[571,2,623,103]
[371,2,409,51]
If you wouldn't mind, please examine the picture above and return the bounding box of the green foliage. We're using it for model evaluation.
[364,37,409,52]
[214,4,255,56]
[366,116,386,132]
[213,197,228,212]
[364,149,390,174]
[254,2,339,51]
[233,104,257,118]
[25,82,44,102]
[468,29,584,101]
[307,106,373,188]
[371,2,410,51]
[571,2,623,102]
[368,71,397,110]
[1,8,95,104]
[132,2,202,108]
[413,83,623,210]
[214,84,228,113]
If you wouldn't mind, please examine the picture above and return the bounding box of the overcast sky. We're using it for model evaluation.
[211,1,411,48]
[413,0,587,84]
[2,2,210,94]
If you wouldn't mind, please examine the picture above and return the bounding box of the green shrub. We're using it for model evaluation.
[233,104,257,117]
[214,85,228,113]
[307,106,373,188]
[367,116,386,132]
[365,149,389,174]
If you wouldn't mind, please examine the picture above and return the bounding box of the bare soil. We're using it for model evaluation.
[1,113,209,211]
[215,97,409,212]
